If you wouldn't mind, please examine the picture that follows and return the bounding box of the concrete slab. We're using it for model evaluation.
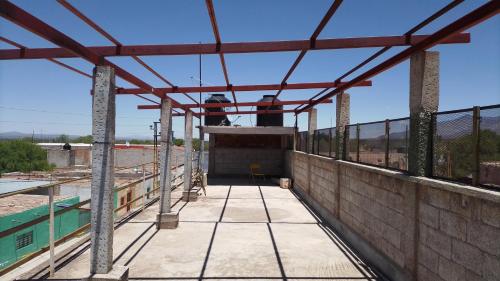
[52,222,155,279]
[175,198,226,222]
[260,185,297,199]
[271,223,375,279]
[126,222,215,278]
[203,185,230,199]
[265,198,318,223]
[37,179,382,281]
[221,198,268,222]
[228,185,263,199]
[203,223,282,278]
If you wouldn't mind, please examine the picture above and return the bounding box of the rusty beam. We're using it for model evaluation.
[0,1,189,110]
[297,0,499,114]
[205,0,238,111]
[56,0,198,106]
[273,0,342,102]
[138,98,333,110]
[0,33,471,60]
[173,109,298,117]
[117,80,372,95]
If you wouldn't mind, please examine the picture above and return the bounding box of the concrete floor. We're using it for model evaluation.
[46,179,385,281]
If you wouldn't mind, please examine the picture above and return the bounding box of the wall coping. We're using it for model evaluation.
[291,150,500,204]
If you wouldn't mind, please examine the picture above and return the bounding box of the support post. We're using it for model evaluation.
[48,185,55,277]
[335,92,350,159]
[88,66,128,280]
[385,119,390,168]
[307,108,317,154]
[156,99,178,229]
[472,106,480,186]
[408,51,439,176]
[183,111,198,201]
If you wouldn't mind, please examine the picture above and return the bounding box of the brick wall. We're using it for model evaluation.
[213,148,284,175]
[287,150,500,281]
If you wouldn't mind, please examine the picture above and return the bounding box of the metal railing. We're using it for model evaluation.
[299,104,499,188]
[0,161,185,276]
[432,104,500,187]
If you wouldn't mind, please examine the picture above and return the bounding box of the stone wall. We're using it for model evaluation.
[286,150,500,281]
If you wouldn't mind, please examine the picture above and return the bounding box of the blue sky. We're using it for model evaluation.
[0,0,499,139]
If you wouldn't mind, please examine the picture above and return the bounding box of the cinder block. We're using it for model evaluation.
[419,203,439,229]
[420,224,451,258]
[439,210,467,241]
[419,245,439,273]
[418,264,445,281]
[84,265,128,281]
[438,256,466,281]
[451,239,484,275]
[483,252,500,281]
[156,211,179,229]
[481,200,500,228]
[422,186,450,209]
[467,221,500,257]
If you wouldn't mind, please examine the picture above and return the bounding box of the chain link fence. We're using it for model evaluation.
[295,104,499,188]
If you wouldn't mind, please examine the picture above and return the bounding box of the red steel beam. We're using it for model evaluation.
[205,0,238,111]
[173,109,299,117]
[0,33,470,60]
[138,98,333,110]
[297,0,500,114]
[0,37,161,107]
[295,0,466,112]
[0,36,92,78]
[117,80,372,95]
[273,0,342,102]
[56,0,199,106]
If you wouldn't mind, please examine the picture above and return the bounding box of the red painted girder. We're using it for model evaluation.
[297,0,499,114]
[138,98,333,110]
[118,80,372,95]
[0,1,186,110]
[173,109,298,117]
[0,33,470,60]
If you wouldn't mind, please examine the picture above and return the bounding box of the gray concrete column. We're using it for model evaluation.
[208,134,215,175]
[307,108,317,153]
[335,92,350,159]
[183,111,198,201]
[156,99,178,229]
[89,66,118,275]
[408,51,439,176]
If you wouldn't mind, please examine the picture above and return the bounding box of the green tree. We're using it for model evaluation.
[0,140,55,175]
[73,135,93,143]
[54,134,70,143]
[173,138,184,146]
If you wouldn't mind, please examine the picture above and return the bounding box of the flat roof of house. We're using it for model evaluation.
[0,194,69,216]
[202,126,294,135]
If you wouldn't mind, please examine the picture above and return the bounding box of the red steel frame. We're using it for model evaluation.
[0,0,495,118]
[0,34,470,60]
[138,99,333,110]
[117,80,372,95]
[297,1,499,113]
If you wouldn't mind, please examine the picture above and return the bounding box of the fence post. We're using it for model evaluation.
[472,106,481,186]
[356,124,360,162]
[142,163,146,211]
[48,185,55,277]
[328,128,332,157]
[385,119,390,168]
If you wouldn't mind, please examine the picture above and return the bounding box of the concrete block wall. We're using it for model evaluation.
[213,148,284,176]
[286,150,500,281]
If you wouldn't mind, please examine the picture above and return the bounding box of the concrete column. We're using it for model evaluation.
[156,99,178,229]
[89,66,127,279]
[208,134,215,176]
[408,51,439,176]
[307,108,317,153]
[335,92,350,159]
[183,111,198,201]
